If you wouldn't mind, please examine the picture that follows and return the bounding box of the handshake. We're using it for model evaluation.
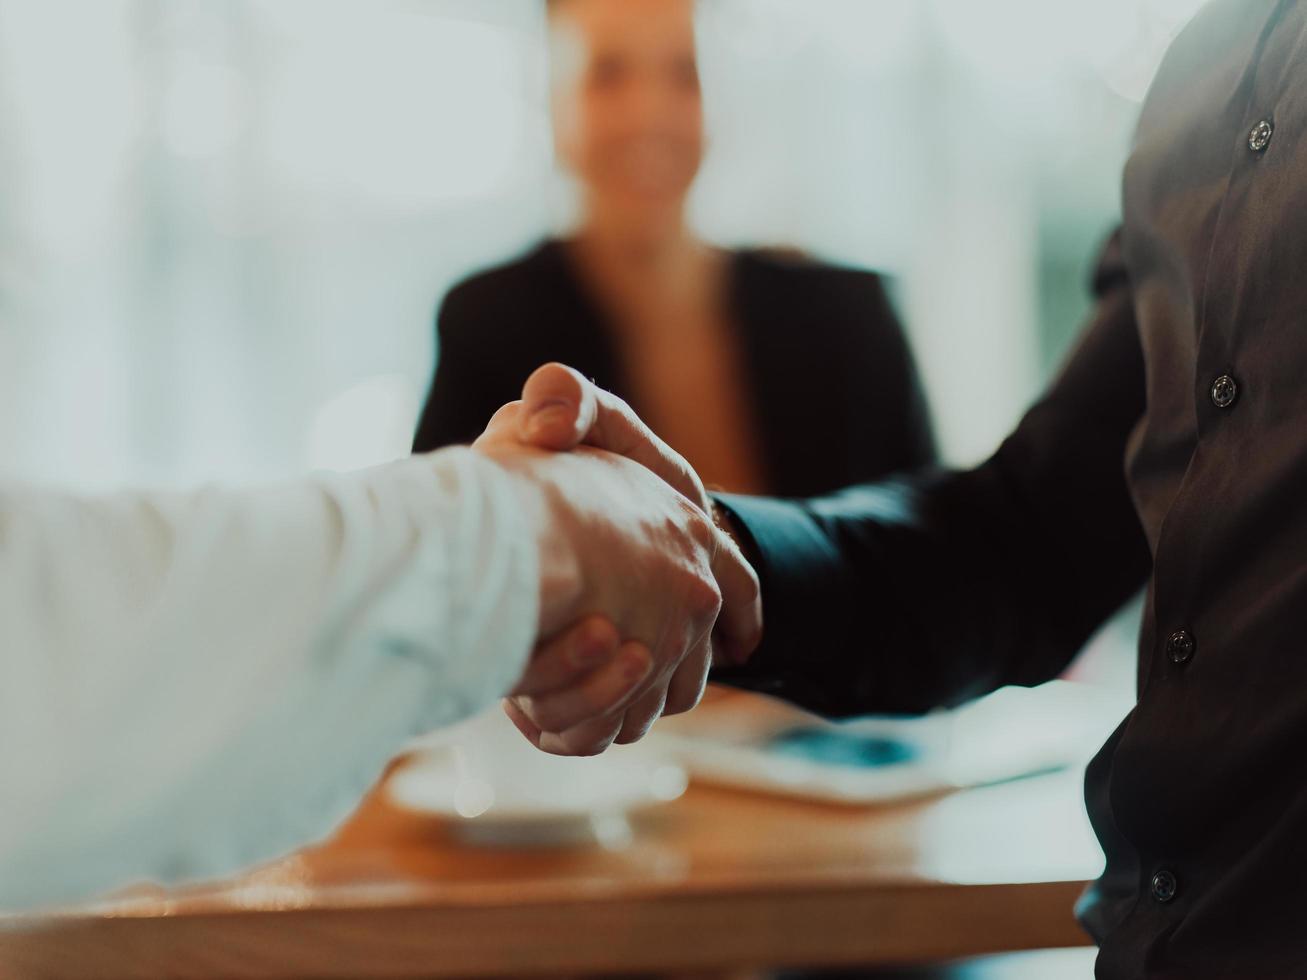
[471,363,763,757]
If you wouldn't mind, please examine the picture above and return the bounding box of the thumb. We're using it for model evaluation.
[518,363,598,451]
[471,399,526,449]
[518,362,710,512]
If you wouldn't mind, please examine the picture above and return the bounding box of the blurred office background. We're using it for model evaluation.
[0,11,1209,972]
[0,0,1203,487]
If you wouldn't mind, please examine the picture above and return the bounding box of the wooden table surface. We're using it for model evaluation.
[0,752,1103,980]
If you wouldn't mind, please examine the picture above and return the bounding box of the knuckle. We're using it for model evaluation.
[565,729,617,757]
[614,690,663,744]
[685,573,723,620]
[664,683,705,717]
[664,659,709,717]
[615,724,652,746]
[616,707,656,744]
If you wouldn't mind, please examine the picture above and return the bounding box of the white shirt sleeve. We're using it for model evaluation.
[0,447,538,911]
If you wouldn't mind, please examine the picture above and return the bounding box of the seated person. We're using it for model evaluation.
[413,0,934,498]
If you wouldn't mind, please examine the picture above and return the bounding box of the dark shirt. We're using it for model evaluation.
[412,240,935,498]
[714,1,1307,975]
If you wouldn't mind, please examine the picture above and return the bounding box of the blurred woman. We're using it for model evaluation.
[414,0,934,497]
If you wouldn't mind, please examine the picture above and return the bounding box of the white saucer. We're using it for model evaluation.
[387,743,689,848]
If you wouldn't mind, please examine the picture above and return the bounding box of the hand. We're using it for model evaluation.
[473,402,745,755]
[516,363,763,667]
[496,364,763,753]
[506,615,656,756]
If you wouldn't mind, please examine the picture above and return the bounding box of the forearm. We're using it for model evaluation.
[712,468,1134,716]
[710,469,1037,716]
[712,244,1152,717]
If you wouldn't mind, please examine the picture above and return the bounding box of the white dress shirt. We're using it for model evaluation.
[0,447,537,911]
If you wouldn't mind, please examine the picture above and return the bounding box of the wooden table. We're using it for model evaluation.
[0,757,1103,980]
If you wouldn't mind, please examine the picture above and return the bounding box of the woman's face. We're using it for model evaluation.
[550,0,705,228]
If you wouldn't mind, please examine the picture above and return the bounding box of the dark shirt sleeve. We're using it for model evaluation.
[712,231,1151,717]
[412,286,517,453]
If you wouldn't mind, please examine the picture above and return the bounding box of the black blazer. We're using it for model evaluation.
[413,239,935,498]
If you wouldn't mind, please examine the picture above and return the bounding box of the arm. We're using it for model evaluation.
[0,433,755,908]
[713,231,1151,715]
[0,450,539,909]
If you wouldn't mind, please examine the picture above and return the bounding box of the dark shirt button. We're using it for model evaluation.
[1167,629,1196,665]
[1211,374,1239,409]
[1151,869,1178,903]
[1249,119,1274,153]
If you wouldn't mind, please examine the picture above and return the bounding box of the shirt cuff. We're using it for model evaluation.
[709,492,859,698]
[359,448,539,728]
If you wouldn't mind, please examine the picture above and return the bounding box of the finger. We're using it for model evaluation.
[537,715,624,757]
[518,363,709,511]
[619,597,715,748]
[508,616,621,698]
[503,698,543,748]
[663,638,713,718]
[615,686,669,745]
[517,363,596,451]
[709,531,763,667]
[471,399,525,449]
[513,642,653,734]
